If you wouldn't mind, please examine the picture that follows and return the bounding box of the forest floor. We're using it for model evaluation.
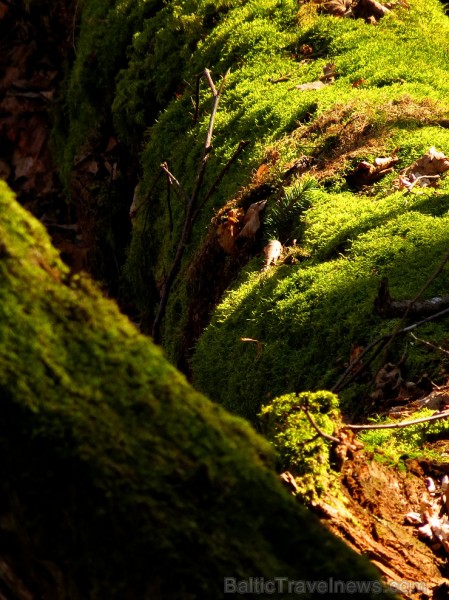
[319,451,448,598]
[3,1,449,598]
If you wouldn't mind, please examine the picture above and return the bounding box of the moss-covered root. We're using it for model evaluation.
[0,181,393,598]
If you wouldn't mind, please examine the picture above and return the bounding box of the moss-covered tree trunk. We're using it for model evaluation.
[0,182,393,598]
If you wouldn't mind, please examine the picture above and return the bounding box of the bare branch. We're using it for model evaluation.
[409,332,449,356]
[346,409,449,431]
[193,140,250,220]
[204,68,218,97]
[193,72,201,125]
[333,243,449,395]
[152,70,230,342]
[375,278,449,319]
[160,162,190,203]
[332,304,449,393]
[300,402,340,443]
[165,171,173,234]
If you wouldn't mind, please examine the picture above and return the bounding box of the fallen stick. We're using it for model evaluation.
[346,409,449,431]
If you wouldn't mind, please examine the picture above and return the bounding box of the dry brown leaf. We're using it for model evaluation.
[347,155,397,188]
[217,207,244,253]
[227,207,244,224]
[238,200,267,239]
[320,62,337,83]
[321,0,353,17]
[254,163,270,184]
[396,147,449,191]
[299,44,313,55]
[280,471,300,494]
[404,146,449,178]
[354,0,391,21]
[265,148,280,165]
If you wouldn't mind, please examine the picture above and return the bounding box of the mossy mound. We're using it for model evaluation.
[55,0,449,368]
[0,180,393,598]
[122,0,449,361]
[193,183,449,421]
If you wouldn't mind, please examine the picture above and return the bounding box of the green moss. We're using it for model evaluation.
[55,0,449,421]
[260,391,341,501]
[122,0,449,358]
[359,407,449,467]
[192,188,449,421]
[0,181,394,597]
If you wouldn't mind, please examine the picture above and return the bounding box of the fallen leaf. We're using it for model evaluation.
[347,155,397,188]
[320,0,353,17]
[280,471,300,494]
[217,207,245,253]
[238,200,267,239]
[254,163,270,184]
[320,62,337,83]
[299,44,313,55]
[404,146,449,178]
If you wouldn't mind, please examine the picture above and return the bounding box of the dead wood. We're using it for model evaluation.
[347,156,397,188]
[353,0,391,20]
[375,278,449,319]
[152,69,229,342]
[332,306,449,394]
[346,408,449,430]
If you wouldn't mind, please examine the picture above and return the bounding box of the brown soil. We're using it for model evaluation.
[313,450,449,599]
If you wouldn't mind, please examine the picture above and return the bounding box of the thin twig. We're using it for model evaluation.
[333,247,449,393]
[192,140,250,221]
[72,0,79,55]
[204,68,218,97]
[346,409,449,431]
[375,245,449,359]
[300,402,340,443]
[332,305,449,393]
[193,72,201,125]
[152,69,229,342]
[160,162,190,203]
[165,171,173,235]
[409,332,449,356]
[189,69,228,212]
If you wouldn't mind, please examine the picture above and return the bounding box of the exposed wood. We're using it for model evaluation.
[374,278,449,319]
